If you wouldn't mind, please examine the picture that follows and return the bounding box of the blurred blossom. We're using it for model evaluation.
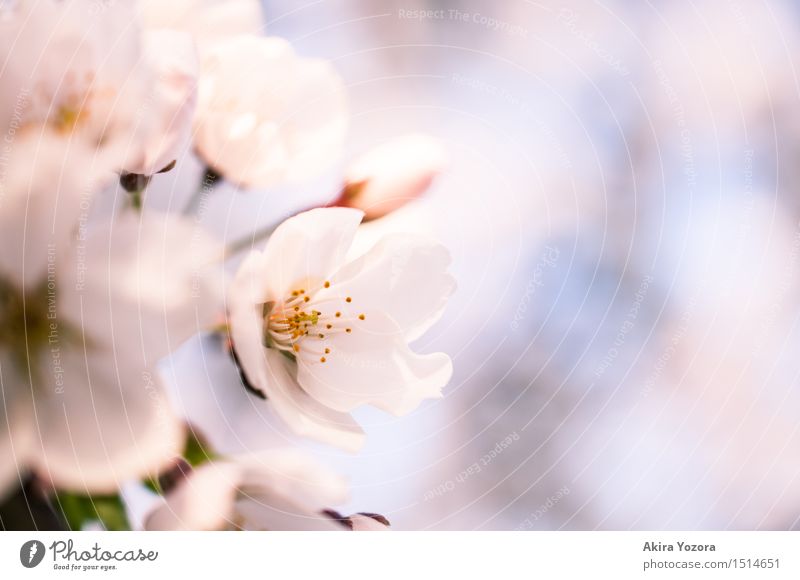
[145,450,348,531]
[138,0,264,56]
[228,208,455,451]
[194,36,348,188]
[0,1,156,171]
[1,210,223,495]
[121,30,199,177]
[339,134,447,220]
[0,128,111,289]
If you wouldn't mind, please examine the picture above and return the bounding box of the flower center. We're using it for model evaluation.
[0,277,54,376]
[27,70,102,134]
[264,281,365,364]
[0,275,80,380]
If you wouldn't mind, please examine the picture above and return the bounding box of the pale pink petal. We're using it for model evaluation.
[0,129,112,289]
[138,0,264,55]
[146,462,241,531]
[343,135,446,219]
[30,352,185,493]
[195,36,347,187]
[61,211,224,366]
[350,514,390,531]
[259,208,363,302]
[297,311,452,415]
[122,30,199,176]
[321,234,455,342]
[257,349,365,452]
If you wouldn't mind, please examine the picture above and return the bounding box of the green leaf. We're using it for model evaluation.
[56,492,129,531]
[183,428,214,467]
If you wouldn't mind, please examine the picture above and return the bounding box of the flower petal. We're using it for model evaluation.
[259,208,363,302]
[321,234,455,342]
[146,461,241,531]
[121,30,199,176]
[235,451,346,530]
[146,451,347,531]
[238,450,349,510]
[349,514,391,531]
[297,311,452,415]
[230,338,364,451]
[61,211,224,366]
[0,128,111,289]
[29,351,185,493]
[194,36,347,187]
[138,0,264,55]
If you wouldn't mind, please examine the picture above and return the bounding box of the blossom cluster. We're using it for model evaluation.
[0,0,453,531]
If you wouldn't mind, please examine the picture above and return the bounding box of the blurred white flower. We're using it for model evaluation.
[228,208,454,451]
[121,30,199,177]
[194,36,348,188]
[0,0,202,179]
[0,212,224,495]
[0,0,150,168]
[138,0,264,56]
[0,128,112,290]
[145,450,348,531]
[340,135,447,220]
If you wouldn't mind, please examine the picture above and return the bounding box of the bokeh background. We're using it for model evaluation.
[154,0,800,530]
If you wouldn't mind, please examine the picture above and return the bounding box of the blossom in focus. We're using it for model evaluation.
[120,30,200,177]
[228,208,455,451]
[339,135,447,220]
[145,450,348,531]
[194,36,348,188]
[138,0,264,56]
[0,212,224,496]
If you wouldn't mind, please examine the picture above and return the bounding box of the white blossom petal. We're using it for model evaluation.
[0,128,111,289]
[0,0,152,163]
[322,234,455,342]
[237,450,349,510]
[195,36,347,188]
[122,30,199,176]
[259,208,363,302]
[350,514,390,531]
[138,0,264,55]
[29,352,185,493]
[147,451,347,531]
[297,310,452,415]
[258,350,365,452]
[146,461,240,531]
[61,211,224,366]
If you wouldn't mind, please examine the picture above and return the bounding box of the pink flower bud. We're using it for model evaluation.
[340,135,447,220]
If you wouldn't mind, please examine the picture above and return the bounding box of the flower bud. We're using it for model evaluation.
[339,135,447,220]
